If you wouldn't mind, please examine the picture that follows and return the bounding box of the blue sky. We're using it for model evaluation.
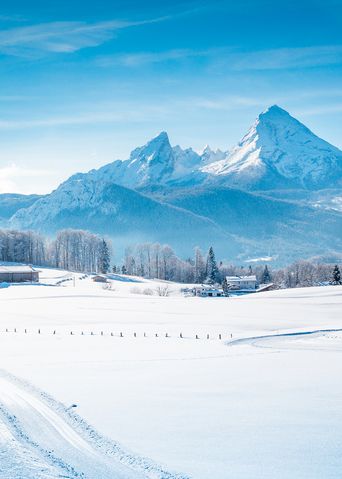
[0,0,341,193]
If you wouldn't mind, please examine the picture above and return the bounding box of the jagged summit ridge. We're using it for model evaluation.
[202,105,342,190]
[62,105,342,193]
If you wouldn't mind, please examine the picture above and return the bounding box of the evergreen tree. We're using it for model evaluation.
[261,265,271,284]
[333,265,341,284]
[248,265,253,276]
[98,239,110,274]
[222,277,229,296]
[206,246,219,284]
[121,265,127,275]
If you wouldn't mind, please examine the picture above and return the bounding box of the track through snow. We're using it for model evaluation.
[0,370,188,479]
[228,327,342,351]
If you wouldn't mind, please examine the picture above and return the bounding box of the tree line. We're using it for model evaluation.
[121,243,341,288]
[0,228,341,287]
[0,229,111,274]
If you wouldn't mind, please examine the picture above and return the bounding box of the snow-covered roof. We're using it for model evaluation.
[0,265,39,273]
[226,275,257,281]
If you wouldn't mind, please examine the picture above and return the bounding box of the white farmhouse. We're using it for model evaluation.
[226,275,257,290]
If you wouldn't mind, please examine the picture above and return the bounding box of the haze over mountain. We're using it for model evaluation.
[7,106,342,264]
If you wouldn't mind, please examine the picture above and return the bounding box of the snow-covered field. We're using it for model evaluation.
[1,271,342,478]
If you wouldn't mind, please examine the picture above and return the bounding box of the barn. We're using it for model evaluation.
[0,265,40,283]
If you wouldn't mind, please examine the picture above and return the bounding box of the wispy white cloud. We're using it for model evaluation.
[231,45,342,71]
[0,95,33,102]
[294,103,342,116]
[191,95,265,110]
[0,17,166,57]
[98,44,342,71]
[0,14,27,23]
[97,48,213,67]
[0,106,164,130]
[0,164,54,193]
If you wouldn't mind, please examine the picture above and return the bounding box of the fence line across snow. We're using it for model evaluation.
[0,328,232,341]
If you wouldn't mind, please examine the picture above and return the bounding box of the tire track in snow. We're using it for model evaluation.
[0,413,73,479]
[0,370,189,479]
[227,327,342,351]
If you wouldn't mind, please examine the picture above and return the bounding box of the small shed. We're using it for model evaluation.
[92,275,108,283]
[0,265,40,283]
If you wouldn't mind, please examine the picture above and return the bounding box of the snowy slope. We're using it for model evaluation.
[202,105,342,190]
[167,186,342,262]
[11,178,238,258]
[1,276,342,479]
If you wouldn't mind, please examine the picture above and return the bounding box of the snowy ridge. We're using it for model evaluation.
[68,132,221,191]
[0,368,189,479]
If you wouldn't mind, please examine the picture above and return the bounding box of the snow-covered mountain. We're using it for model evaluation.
[11,176,240,258]
[81,106,342,194]
[202,105,342,191]
[9,105,342,263]
[199,145,227,166]
[0,193,43,226]
[91,131,212,190]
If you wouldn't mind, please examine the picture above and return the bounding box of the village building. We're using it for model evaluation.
[226,275,257,290]
[0,265,40,283]
[193,286,224,297]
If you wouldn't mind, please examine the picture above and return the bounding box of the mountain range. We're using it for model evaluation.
[3,105,342,264]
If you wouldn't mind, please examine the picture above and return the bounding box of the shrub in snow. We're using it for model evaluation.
[142,288,154,296]
[156,285,170,296]
[130,286,142,294]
